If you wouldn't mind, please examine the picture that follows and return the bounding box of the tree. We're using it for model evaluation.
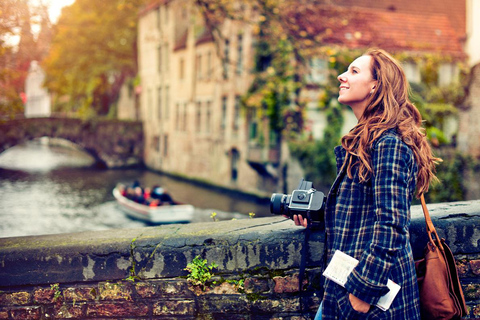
[43,0,148,118]
[0,0,53,119]
[0,0,30,118]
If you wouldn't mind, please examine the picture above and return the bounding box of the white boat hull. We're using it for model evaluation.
[113,188,194,224]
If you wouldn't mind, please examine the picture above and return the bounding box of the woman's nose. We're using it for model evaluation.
[338,72,346,82]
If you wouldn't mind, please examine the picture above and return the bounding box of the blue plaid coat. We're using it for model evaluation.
[321,130,421,319]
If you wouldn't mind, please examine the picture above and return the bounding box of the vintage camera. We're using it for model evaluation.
[270,179,325,226]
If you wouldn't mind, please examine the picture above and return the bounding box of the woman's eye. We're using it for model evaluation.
[352,69,358,74]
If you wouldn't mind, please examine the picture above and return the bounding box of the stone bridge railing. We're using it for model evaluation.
[0,200,479,319]
[0,117,144,168]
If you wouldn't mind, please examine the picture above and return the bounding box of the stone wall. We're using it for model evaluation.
[1,200,480,319]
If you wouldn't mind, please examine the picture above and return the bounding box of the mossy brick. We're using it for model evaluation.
[0,292,30,305]
[463,284,480,300]
[63,286,97,302]
[155,280,195,298]
[0,310,8,319]
[456,259,470,277]
[135,282,157,298]
[203,282,240,295]
[86,302,149,317]
[33,288,56,304]
[244,278,270,294]
[251,297,300,313]
[472,304,480,317]
[470,260,480,275]
[198,295,249,313]
[49,304,84,319]
[98,282,132,301]
[10,306,41,319]
[152,299,196,315]
[273,274,307,293]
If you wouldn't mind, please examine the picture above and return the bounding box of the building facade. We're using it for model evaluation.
[138,0,468,196]
[138,0,281,196]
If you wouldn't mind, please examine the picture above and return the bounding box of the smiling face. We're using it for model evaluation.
[337,55,378,119]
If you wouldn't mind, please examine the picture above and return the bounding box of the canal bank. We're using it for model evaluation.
[1,200,480,319]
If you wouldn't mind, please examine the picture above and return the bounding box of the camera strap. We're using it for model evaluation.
[298,225,312,314]
[297,152,351,316]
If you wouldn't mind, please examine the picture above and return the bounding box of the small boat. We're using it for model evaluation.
[112,187,194,224]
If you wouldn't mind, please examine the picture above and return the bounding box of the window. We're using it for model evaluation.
[165,86,169,119]
[179,58,184,79]
[402,61,421,84]
[158,45,162,73]
[196,54,202,80]
[223,40,230,79]
[438,63,458,87]
[233,96,240,132]
[183,102,188,131]
[163,134,168,157]
[196,101,202,132]
[237,34,243,75]
[153,135,160,152]
[221,97,227,132]
[207,51,212,79]
[164,4,169,24]
[247,109,258,140]
[307,58,328,84]
[157,87,162,119]
[147,89,152,120]
[206,100,212,133]
[175,103,180,130]
[165,43,169,72]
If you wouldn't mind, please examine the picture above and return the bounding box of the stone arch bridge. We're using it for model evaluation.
[0,117,144,168]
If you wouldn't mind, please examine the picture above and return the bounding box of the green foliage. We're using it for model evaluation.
[43,0,148,118]
[184,256,218,290]
[425,152,476,203]
[226,278,245,291]
[125,237,141,283]
[289,99,345,191]
[50,283,62,301]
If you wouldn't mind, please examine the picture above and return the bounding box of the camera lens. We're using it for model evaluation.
[270,193,287,215]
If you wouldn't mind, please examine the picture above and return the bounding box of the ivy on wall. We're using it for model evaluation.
[193,0,474,201]
[286,48,474,201]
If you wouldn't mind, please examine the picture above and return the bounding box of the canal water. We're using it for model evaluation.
[0,139,271,238]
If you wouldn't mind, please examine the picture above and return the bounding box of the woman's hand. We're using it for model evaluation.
[292,214,309,228]
[349,294,370,313]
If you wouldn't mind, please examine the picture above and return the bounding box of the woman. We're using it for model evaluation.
[294,49,440,319]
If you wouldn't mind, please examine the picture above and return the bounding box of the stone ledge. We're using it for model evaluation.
[0,200,479,288]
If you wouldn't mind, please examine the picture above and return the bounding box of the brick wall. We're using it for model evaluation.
[1,200,479,319]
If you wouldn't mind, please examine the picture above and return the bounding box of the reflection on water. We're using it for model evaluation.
[0,140,270,238]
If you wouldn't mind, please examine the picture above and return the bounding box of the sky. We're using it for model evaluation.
[26,0,76,23]
[42,0,76,23]
[7,0,76,46]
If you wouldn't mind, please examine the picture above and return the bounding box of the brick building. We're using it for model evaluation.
[137,0,467,196]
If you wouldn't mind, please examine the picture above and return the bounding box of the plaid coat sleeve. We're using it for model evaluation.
[343,133,417,305]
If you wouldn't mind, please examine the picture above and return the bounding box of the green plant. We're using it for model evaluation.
[425,151,476,203]
[248,212,256,219]
[125,237,141,282]
[184,256,218,290]
[226,278,245,292]
[210,212,217,222]
[50,283,62,301]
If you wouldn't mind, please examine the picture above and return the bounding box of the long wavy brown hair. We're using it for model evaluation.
[341,49,441,197]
